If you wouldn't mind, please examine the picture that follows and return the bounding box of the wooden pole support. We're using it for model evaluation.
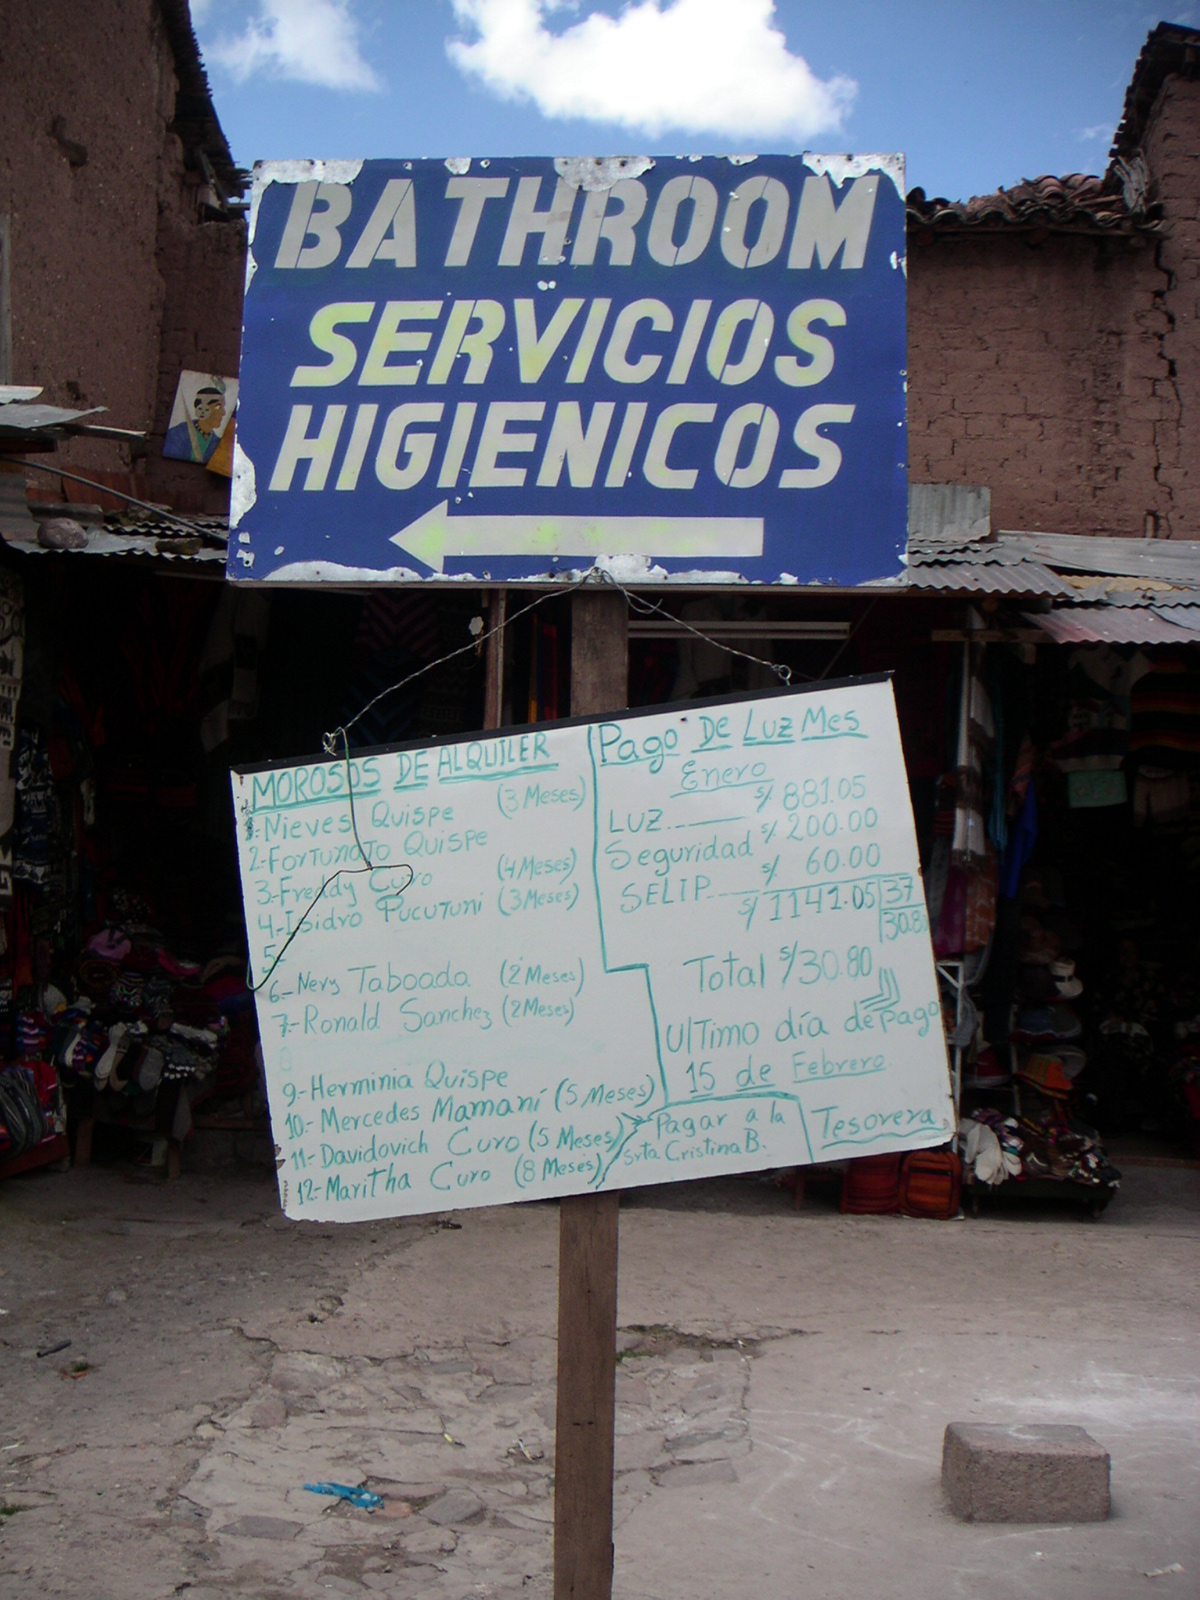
[554,1187,620,1600]
[569,587,628,717]
[484,588,506,731]
[554,586,627,1600]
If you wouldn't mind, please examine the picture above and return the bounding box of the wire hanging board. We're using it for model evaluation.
[232,675,953,1222]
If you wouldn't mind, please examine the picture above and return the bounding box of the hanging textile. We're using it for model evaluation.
[1132,766,1190,826]
[1001,781,1038,900]
[964,848,999,951]
[951,645,994,866]
[986,654,1007,855]
[1129,653,1200,771]
[0,569,23,903]
[934,845,998,958]
[1052,646,1147,774]
[340,591,441,749]
[1008,732,1034,813]
[198,590,272,753]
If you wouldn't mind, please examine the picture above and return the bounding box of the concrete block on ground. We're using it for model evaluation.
[421,1488,486,1527]
[941,1423,1110,1523]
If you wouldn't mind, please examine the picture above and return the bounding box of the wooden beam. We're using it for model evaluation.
[484,588,507,730]
[554,586,626,1600]
[569,588,627,712]
[930,628,1044,644]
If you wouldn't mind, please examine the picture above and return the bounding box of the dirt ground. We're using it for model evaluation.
[0,1153,1197,1600]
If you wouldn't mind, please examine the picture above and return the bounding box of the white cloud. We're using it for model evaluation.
[447,0,855,142]
[1077,123,1114,143]
[206,0,382,92]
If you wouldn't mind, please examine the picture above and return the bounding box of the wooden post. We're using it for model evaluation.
[554,587,626,1600]
[484,589,506,731]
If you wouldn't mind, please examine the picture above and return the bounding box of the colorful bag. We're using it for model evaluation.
[0,1065,46,1157]
[899,1149,962,1219]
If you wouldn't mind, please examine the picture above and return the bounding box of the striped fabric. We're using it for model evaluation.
[899,1150,962,1218]
[342,594,480,748]
[343,593,442,748]
[840,1154,902,1214]
[350,593,441,672]
[1130,655,1200,769]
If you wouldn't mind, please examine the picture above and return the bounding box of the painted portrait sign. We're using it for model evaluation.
[163,371,239,474]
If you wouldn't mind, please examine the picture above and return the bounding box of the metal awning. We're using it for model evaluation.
[1003,531,1200,585]
[904,558,1076,597]
[1025,607,1200,645]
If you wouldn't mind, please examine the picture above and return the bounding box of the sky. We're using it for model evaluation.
[192,0,1199,202]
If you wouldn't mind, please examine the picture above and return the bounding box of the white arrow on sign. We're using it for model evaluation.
[391,500,764,574]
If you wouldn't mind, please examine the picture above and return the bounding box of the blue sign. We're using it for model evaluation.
[230,155,907,585]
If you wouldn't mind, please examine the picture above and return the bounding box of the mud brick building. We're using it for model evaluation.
[0,0,246,511]
[0,10,1197,538]
[907,22,1200,540]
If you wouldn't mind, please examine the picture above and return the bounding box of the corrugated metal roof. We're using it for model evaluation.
[906,559,1077,597]
[907,545,1015,565]
[0,474,35,542]
[1150,606,1200,633]
[1093,588,1200,607]
[1001,532,1200,585]
[1026,608,1200,645]
[1059,579,1178,603]
[912,544,1066,568]
[907,483,990,551]
[0,478,226,566]
[0,403,106,434]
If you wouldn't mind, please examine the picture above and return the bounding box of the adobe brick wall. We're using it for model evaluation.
[908,229,1176,538]
[908,68,1198,541]
[0,1,170,444]
[1146,74,1200,533]
[0,0,244,513]
[150,188,246,512]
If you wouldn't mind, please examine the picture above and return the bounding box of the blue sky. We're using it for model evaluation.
[194,1,1198,201]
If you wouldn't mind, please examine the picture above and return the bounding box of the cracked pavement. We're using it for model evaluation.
[0,1162,1197,1600]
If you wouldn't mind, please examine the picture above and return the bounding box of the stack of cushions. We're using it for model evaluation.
[840,1154,902,1214]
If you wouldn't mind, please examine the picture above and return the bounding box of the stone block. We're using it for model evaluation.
[942,1423,1110,1523]
[218,1515,303,1540]
[650,1459,737,1488]
[421,1487,486,1527]
[250,1395,288,1429]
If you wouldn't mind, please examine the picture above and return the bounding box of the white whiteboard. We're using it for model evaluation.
[233,678,954,1222]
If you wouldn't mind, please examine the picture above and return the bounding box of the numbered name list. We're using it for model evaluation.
[233,677,954,1221]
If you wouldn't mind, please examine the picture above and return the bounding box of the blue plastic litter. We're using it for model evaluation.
[304,1481,384,1510]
